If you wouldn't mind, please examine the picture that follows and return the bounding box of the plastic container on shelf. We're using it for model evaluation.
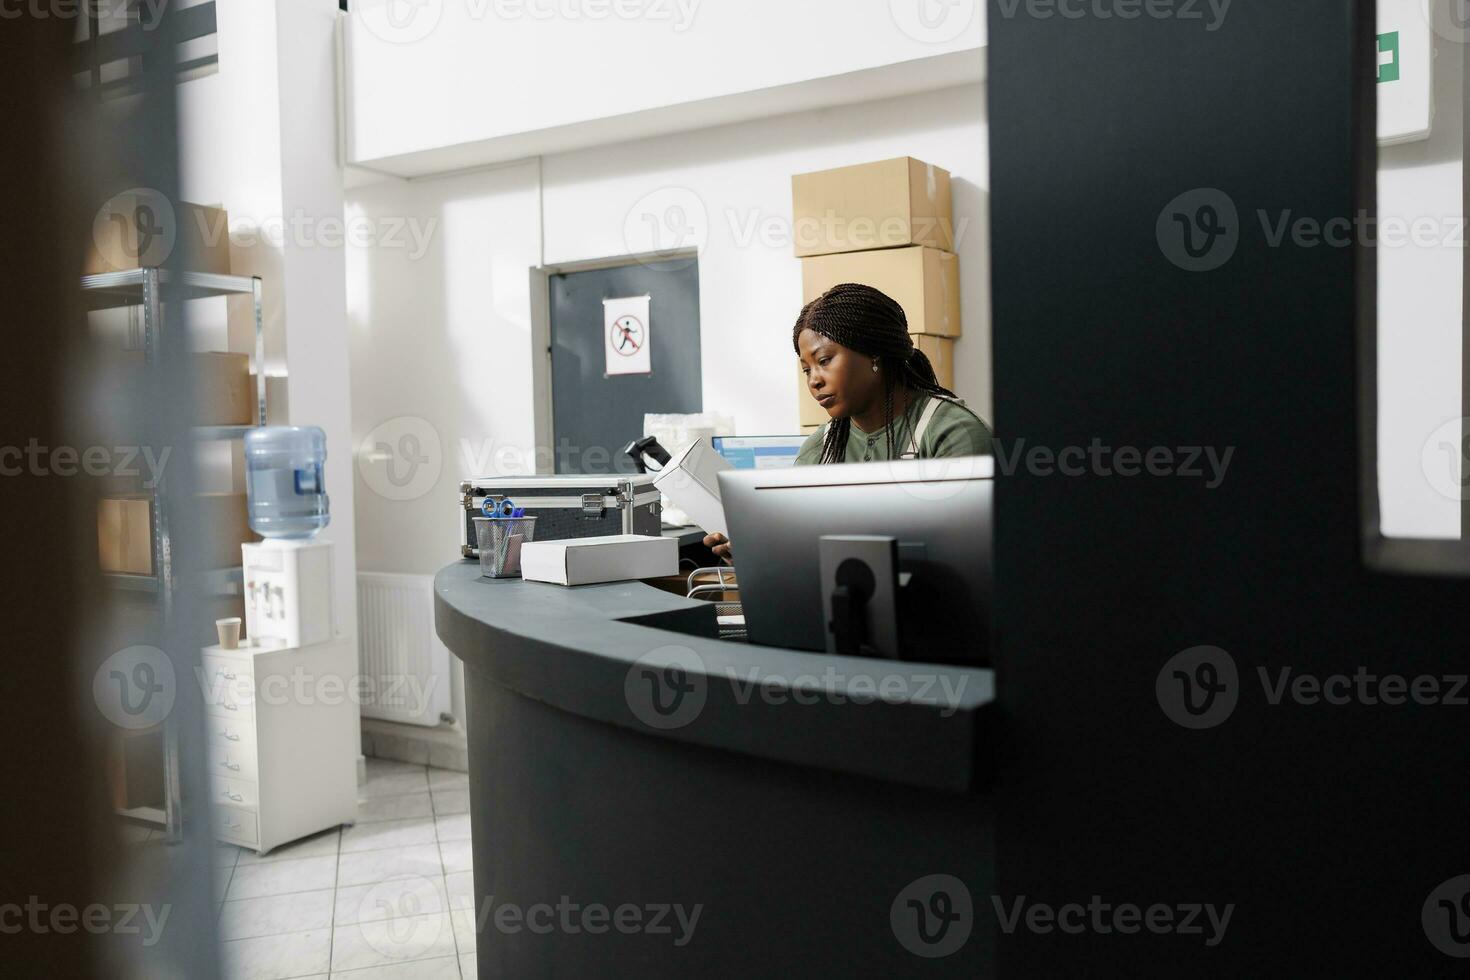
[243,425,330,539]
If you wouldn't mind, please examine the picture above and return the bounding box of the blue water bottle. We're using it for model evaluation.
[243,426,331,539]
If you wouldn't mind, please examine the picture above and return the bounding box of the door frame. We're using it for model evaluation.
[527,249,699,475]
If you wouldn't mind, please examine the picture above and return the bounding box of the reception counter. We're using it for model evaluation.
[435,560,996,976]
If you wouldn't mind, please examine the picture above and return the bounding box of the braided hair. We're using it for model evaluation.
[792,282,968,464]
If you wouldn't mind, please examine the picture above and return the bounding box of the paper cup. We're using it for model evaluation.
[216,617,242,650]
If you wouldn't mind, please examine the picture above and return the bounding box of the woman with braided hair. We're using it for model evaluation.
[703,282,992,560]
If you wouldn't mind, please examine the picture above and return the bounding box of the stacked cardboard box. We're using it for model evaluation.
[99,493,260,574]
[85,196,232,276]
[104,350,255,427]
[790,157,961,429]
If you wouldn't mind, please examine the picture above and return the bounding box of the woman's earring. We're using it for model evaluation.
[871,360,879,373]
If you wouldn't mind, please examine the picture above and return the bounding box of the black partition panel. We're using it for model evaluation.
[988,0,1470,973]
[549,260,702,474]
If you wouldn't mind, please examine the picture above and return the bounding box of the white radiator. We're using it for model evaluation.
[356,572,452,727]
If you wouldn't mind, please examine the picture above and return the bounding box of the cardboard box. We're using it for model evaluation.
[107,728,163,811]
[650,438,731,536]
[521,534,678,586]
[86,195,231,275]
[796,337,956,428]
[801,245,961,338]
[199,493,259,569]
[99,496,153,575]
[195,352,255,426]
[791,157,953,257]
[914,335,955,391]
[110,351,254,426]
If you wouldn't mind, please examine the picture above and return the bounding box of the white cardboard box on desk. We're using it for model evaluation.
[651,437,730,536]
[243,539,334,649]
[521,534,678,586]
[204,634,358,853]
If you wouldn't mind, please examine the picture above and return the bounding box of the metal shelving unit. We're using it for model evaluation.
[88,266,266,843]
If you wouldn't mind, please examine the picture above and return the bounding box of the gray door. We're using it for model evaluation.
[548,260,702,474]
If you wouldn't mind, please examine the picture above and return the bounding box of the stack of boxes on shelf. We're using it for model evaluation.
[790,157,961,431]
[205,538,357,854]
[91,198,260,629]
[90,197,262,822]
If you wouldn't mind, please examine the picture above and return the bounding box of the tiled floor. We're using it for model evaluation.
[214,759,477,980]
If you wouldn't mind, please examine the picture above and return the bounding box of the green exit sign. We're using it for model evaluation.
[1377,31,1400,84]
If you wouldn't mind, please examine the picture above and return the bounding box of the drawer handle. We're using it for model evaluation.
[224,703,238,711]
[217,670,237,680]
[223,790,244,802]
[217,730,239,741]
[222,819,240,830]
[221,762,240,771]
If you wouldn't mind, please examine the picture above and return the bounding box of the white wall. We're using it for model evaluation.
[544,81,991,430]
[1377,31,1463,539]
[343,0,984,173]
[347,162,543,574]
[346,81,990,574]
[178,0,362,650]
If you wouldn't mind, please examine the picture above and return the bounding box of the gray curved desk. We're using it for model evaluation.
[435,561,996,977]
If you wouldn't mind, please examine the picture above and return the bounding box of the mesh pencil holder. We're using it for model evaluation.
[473,516,537,578]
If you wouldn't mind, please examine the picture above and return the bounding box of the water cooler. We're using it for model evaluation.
[242,539,334,648]
[207,426,357,854]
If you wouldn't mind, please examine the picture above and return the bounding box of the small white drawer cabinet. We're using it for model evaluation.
[202,635,358,853]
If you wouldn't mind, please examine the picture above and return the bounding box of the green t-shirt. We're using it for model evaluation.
[794,395,993,465]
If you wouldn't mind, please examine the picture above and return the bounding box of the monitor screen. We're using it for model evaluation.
[712,435,807,471]
[718,456,993,664]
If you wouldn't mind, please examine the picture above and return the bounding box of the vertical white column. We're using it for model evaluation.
[208,0,361,705]
[268,0,361,669]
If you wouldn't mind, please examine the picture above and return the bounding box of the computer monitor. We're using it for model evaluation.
[711,435,807,471]
[718,456,993,665]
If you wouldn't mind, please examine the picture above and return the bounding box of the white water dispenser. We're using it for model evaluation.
[242,539,334,649]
